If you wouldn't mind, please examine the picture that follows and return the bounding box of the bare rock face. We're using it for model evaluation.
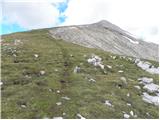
[49,20,158,61]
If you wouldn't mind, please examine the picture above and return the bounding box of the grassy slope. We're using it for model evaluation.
[1,30,159,119]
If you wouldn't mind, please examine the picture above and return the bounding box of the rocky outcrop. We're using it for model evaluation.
[49,20,158,61]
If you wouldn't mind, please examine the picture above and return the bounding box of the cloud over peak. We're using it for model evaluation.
[1,0,159,44]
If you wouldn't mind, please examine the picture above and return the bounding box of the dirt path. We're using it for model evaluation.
[45,35,73,89]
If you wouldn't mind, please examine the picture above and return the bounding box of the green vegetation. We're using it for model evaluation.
[1,30,159,119]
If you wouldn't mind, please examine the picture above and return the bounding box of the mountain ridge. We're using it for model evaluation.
[49,20,158,61]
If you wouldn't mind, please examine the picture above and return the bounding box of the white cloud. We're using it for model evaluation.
[3,0,65,2]
[1,0,159,44]
[63,0,160,44]
[2,0,66,29]
[62,0,110,25]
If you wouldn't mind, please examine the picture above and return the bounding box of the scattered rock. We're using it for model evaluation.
[120,77,126,81]
[74,66,81,73]
[17,101,27,108]
[110,56,117,59]
[62,113,66,116]
[99,64,104,69]
[21,104,27,108]
[56,102,62,106]
[40,70,45,75]
[138,77,159,104]
[134,85,141,90]
[138,77,153,84]
[118,70,124,73]
[120,77,127,84]
[57,90,60,93]
[156,92,159,97]
[77,113,86,119]
[142,92,158,106]
[0,81,3,85]
[146,112,150,116]
[143,83,159,93]
[133,114,137,118]
[49,88,53,92]
[87,54,104,69]
[119,65,123,67]
[61,96,71,100]
[88,78,96,82]
[104,100,113,107]
[106,65,112,69]
[123,113,130,119]
[80,63,83,65]
[34,54,39,58]
[130,111,134,116]
[122,111,125,114]
[103,70,107,74]
[117,84,123,89]
[13,54,17,57]
[135,59,159,74]
[120,56,126,59]
[70,54,73,57]
[83,54,87,58]
[54,69,58,72]
[126,103,131,106]
[127,93,130,97]
[25,75,31,79]
[128,57,133,61]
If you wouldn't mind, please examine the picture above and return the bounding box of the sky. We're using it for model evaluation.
[0,0,160,44]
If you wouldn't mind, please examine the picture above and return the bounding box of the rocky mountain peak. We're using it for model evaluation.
[49,20,159,61]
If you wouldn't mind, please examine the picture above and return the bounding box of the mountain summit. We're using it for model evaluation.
[49,20,158,61]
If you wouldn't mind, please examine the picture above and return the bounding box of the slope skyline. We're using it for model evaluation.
[1,0,160,44]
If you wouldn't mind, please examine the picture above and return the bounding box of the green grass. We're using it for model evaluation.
[1,30,159,119]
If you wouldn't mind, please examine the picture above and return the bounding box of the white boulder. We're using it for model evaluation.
[106,65,112,69]
[88,78,96,82]
[126,103,131,106]
[77,114,86,119]
[138,77,153,85]
[143,83,159,93]
[135,59,159,74]
[74,66,81,73]
[123,113,130,119]
[56,102,62,106]
[56,90,60,93]
[40,70,45,75]
[130,111,134,116]
[0,81,3,85]
[61,96,71,100]
[134,85,141,90]
[34,54,39,58]
[104,100,113,107]
[87,54,104,69]
[21,104,26,108]
[118,70,124,73]
[142,92,159,106]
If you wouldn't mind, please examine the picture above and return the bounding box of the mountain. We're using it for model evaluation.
[49,20,158,61]
[1,21,159,119]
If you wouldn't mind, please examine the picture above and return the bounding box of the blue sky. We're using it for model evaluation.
[0,0,159,44]
[1,22,26,35]
[57,1,68,23]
